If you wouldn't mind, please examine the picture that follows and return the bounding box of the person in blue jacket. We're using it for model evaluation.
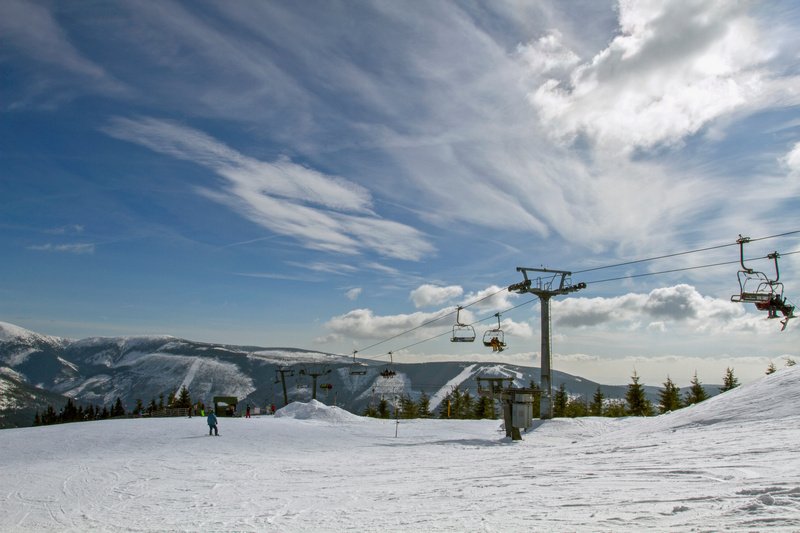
[207,410,218,436]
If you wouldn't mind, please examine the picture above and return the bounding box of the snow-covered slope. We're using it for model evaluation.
[1,367,798,532]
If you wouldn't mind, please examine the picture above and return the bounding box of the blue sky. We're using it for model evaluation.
[2,0,799,387]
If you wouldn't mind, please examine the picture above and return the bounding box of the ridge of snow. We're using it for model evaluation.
[274,399,364,424]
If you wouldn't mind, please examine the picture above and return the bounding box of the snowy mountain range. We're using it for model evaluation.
[1,321,663,428]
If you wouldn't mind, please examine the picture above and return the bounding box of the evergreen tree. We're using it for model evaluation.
[457,390,475,419]
[719,367,740,392]
[86,405,96,421]
[529,380,542,416]
[61,398,80,423]
[437,390,453,419]
[148,397,158,415]
[33,411,42,426]
[112,397,125,417]
[399,394,419,419]
[786,357,796,367]
[553,383,568,417]
[565,396,589,417]
[42,405,58,425]
[167,388,178,408]
[158,393,165,410]
[100,406,110,419]
[602,399,627,417]
[377,397,391,419]
[416,391,432,418]
[362,404,378,418]
[684,372,708,406]
[589,387,605,416]
[766,362,777,375]
[133,398,144,414]
[176,386,192,409]
[625,371,652,416]
[657,376,681,413]
[441,387,473,419]
[473,395,497,419]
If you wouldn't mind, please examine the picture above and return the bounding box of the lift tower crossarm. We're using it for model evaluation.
[509,267,586,295]
[508,267,586,421]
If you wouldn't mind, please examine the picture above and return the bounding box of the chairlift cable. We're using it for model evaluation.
[343,238,799,362]
[574,230,800,275]
[585,250,800,285]
[354,284,512,354]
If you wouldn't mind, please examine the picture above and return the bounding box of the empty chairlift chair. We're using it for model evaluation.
[451,306,476,343]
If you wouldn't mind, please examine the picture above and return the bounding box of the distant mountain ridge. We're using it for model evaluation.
[1,321,675,428]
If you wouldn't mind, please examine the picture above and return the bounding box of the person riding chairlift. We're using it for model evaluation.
[755,295,795,330]
[490,336,503,352]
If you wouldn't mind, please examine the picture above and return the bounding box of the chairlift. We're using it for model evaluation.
[731,236,795,330]
[274,367,293,384]
[451,306,476,343]
[349,350,368,375]
[482,313,506,352]
[380,352,396,378]
[295,368,310,389]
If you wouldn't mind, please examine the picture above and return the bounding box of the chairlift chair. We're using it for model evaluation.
[349,350,368,375]
[731,237,795,330]
[450,306,476,343]
[295,369,310,389]
[482,313,506,352]
[380,352,397,378]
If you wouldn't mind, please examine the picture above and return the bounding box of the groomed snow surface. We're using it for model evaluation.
[2,367,799,532]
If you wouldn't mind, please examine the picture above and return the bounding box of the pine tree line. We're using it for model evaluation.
[361,388,501,421]
[132,385,193,416]
[32,385,195,426]
[33,397,126,426]
[552,360,793,419]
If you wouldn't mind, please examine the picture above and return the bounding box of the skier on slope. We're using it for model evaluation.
[207,409,219,436]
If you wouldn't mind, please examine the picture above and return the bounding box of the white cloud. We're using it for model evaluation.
[102,117,435,261]
[526,0,772,153]
[463,286,518,311]
[410,284,463,308]
[324,285,534,345]
[516,30,580,77]
[324,308,454,341]
[346,288,362,301]
[552,284,785,335]
[783,142,800,186]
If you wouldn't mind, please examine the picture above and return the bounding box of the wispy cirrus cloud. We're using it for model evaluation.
[0,0,126,106]
[101,116,435,261]
[28,243,95,254]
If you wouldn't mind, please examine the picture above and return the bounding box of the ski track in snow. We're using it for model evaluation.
[182,359,202,390]
[429,364,477,411]
[1,369,800,532]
